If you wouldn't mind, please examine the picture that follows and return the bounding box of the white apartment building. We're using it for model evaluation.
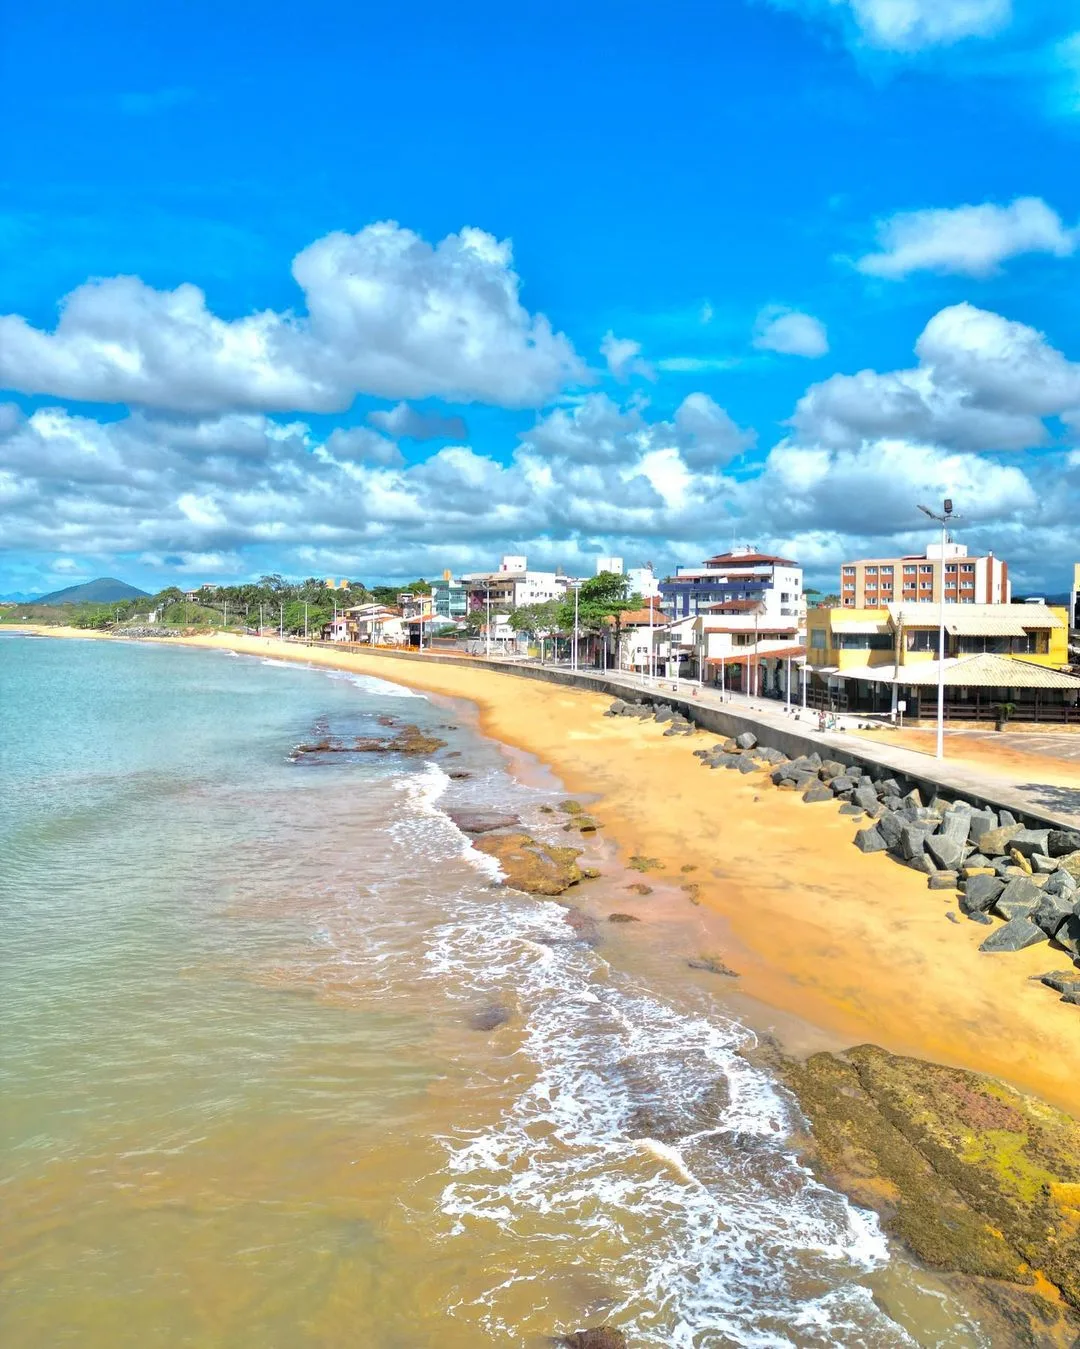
[462,555,572,609]
[595,555,661,601]
[839,543,1010,608]
[660,546,804,627]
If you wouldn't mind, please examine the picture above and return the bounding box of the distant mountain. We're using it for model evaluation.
[35,577,150,606]
[0,592,35,603]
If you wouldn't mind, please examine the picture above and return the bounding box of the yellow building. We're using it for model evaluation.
[805,603,1079,720]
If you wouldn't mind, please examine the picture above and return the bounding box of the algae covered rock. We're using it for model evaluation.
[471,832,584,895]
[781,1044,1080,1309]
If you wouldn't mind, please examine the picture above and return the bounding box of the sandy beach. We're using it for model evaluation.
[24,627,1080,1115]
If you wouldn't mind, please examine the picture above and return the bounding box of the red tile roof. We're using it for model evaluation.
[703,551,798,567]
[705,644,806,666]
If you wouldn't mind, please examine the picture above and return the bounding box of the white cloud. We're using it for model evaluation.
[838,0,1011,52]
[752,307,829,358]
[366,402,467,442]
[654,356,741,373]
[0,222,585,414]
[856,197,1076,278]
[600,331,654,382]
[792,301,1080,451]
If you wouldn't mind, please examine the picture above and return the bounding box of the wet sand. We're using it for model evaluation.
[27,628,1080,1116]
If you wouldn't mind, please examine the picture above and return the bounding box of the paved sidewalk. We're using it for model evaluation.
[583,667,1080,829]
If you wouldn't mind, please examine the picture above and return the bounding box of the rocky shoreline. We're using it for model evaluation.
[606,697,1080,1009]
[768,1041,1080,1342]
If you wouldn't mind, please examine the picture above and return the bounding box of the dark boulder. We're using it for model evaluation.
[1054,914,1080,958]
[803,782,834,803]
[966,809,997,845]
[737,757,758,774]
[899,823,934,861]
[967,911,993,925]
[470,1004,512,1031]
[830,774,859,795]
[936,811,972,845]
[1007,829,1051,859]
[990,875,1044,920]
[926,834,965,873]
[928,871,959,890]
[958,874,1004,915]
[854,826,888,853]
[654,705,674,723]
[1033,893,1074,938]
[1048,830,1080,858]
[819,759,846,780]
[734,730,757,750]
[687,955,740,977]
[977,823,1025,858]
[979,916,1047,952]
[839,802,867,816]
[606,700,628,717]
[877,811,904,851]
[853,784,880,812]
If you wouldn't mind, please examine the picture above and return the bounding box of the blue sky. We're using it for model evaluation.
[2,0,1079,597]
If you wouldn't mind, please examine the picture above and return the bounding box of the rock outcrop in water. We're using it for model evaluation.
[471,831,584,895]
[776,1043,1080,1326]
[556,1330,627,1349]
[293,721,448,758]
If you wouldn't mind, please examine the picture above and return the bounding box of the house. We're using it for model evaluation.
[607,600,665,673]
[805,603,1080,719]
[324,604,407,645]
[839,543,1009,608]
[660,545,804,629]
[594,556,661,600]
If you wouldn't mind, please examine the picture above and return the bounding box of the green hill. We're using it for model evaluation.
[35,577,149,606]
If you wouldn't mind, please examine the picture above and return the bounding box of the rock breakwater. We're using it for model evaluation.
[605,697,1080,1010]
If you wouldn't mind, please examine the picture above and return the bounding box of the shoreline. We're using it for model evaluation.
[19,625,1080,1117]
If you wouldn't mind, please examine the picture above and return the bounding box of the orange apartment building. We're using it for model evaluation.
[840,543,1009,609]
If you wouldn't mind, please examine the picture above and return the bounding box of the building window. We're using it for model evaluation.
[842,567,856,576]
[810,629,827,648]
[881,566,893,575]
[903,566,917,576]
[865,566,878,575]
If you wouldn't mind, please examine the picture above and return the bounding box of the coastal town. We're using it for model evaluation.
[78,538,1076,728]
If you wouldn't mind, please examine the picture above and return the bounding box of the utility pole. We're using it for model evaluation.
[223,599,228,630]
[918,498,959,760]
[279,601,283,640]
[304,601,308,641]
[485,584,492,658]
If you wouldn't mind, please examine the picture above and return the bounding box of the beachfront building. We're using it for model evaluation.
[324,604,408,645]
[660,546,804,631]
[839,544,1009,609]
[608,600,665,674]
[595,556,661,601]
[430,571,468,622]
[462,555,572,612]
[805,603,1079,720]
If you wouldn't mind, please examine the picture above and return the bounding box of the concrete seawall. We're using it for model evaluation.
[310,642,1078,831]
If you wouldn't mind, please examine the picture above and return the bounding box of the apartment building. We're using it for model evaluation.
[594,556,661,600]
[461,555,572,610]
[839,543,1009,608]
[660,545,804,625]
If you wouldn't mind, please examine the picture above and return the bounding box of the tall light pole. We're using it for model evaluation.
[568,577,577,671]
[304,601,308,641]
[918,498,959,760]
[485,583,492,658]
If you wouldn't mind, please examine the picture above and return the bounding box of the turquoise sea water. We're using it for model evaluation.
[0,636,995,1347]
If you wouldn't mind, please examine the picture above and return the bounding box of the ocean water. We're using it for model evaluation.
[0,636,990,1347]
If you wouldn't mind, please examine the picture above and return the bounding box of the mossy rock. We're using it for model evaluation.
[471,832,584,896]
[625,882,653,896]
[780,1044,1080,1307]
[558,799,586,815]
[629,855,664,873]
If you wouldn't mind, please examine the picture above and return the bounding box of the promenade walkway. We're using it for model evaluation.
[529,661,1080,830]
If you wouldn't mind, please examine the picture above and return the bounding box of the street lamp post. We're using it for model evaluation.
[485,584,492,658]
[571,581,581,672]
[917,498,959,761]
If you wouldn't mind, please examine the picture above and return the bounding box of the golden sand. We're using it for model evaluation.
[28,628,1080,1114]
